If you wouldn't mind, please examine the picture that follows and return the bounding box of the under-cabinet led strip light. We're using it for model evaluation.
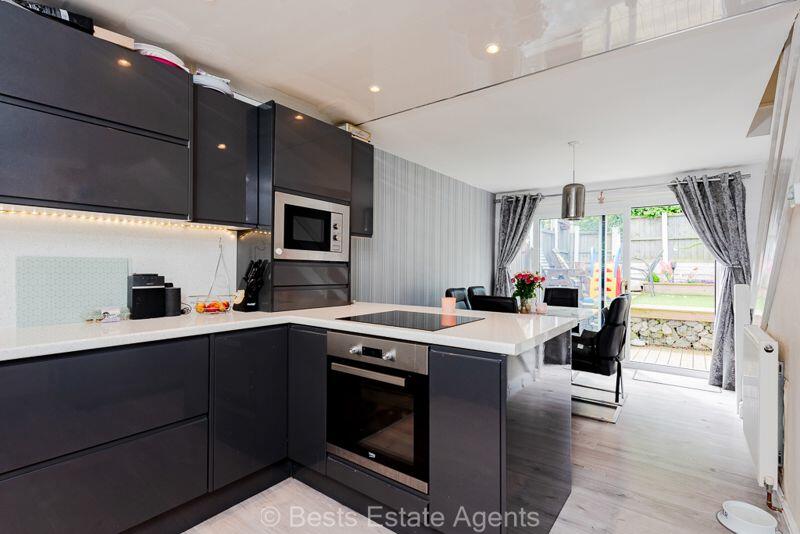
[0,205,239,233]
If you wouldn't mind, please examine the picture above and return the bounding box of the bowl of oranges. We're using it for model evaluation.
[190,295,233,314]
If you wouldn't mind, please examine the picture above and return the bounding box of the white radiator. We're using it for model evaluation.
[734,284,750,415]
[741,324,780,487]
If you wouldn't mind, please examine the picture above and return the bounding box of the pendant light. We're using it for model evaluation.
[561,141,585,220]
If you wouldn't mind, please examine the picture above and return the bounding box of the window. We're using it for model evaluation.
[537,215,624,311]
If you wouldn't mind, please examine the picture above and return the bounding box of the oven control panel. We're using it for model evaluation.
[328,332,428,375]
[330,212,343,253]
[349,345,397,362]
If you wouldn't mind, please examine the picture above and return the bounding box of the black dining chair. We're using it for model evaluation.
[544,287,580,334]
[444,287,471,310]
[543,287,579,308]
[542,287,580,365]
[467,286,487,302]
[571,294,631,404]
[470,295,518,313]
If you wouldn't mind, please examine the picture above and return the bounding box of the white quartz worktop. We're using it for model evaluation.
[0,302,595,363]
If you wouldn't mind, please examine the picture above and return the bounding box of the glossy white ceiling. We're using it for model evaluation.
[59,0,790,124]
[367,2,797,192]
[57,0,797,192]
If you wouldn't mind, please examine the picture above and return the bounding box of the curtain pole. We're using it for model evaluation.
[494,173,751,202]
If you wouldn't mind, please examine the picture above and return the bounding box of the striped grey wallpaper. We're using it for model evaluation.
[351,149,494,307]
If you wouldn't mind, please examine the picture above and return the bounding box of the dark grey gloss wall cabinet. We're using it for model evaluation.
[0,3,190,139]
[262,102,352,203]
[212,327,288,490]
[194,87,258,226]
[288,326,328,474]
[350,138,374,237]
[0,2,191,218]
[0,103,191,217]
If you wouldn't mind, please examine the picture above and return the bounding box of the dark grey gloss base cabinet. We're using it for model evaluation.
[0,419,209,534]
[0,2,192,219]
[212,327,287,490]
[288,326,327,474]
[0,327,571,534]
[0,337,209,475]
[429,347,505,534]
[0,330,289,534]
[429,347,572,534]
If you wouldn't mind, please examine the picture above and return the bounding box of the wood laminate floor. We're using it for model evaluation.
[187,374,781,533]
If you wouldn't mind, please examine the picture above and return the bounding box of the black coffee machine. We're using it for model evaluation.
[128,274,182,319]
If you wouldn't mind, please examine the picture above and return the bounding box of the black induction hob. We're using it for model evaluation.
[338,310,483,331]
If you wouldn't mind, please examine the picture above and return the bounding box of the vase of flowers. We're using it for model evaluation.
[511,271,546,313]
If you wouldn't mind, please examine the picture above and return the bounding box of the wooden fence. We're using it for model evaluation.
[536,214,713,271]
[630,214,714,263]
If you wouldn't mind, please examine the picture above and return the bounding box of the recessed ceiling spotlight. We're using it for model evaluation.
[369,85,381,93]
[294,114,304,120]
[117,58,132,67]
[485,43,500,54]
[217,143,227,150]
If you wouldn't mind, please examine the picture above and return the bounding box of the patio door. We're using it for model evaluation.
[627,205,715,377]
[538,215,624,329]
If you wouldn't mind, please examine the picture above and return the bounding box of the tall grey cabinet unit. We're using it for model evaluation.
[0,2,192,218]
[212,327,288,490]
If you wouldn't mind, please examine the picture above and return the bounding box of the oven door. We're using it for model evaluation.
[274,192,349,262]
[326,357,429,494]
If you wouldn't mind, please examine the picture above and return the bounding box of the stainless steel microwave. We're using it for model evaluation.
[274,191,350,262]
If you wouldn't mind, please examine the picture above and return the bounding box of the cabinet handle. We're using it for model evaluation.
[330,362,405,387]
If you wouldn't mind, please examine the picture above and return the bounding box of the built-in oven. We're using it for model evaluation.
[274,191,350,262]
[326,331,429,494]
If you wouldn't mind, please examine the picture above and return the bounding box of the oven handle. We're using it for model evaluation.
[330,362,406,387]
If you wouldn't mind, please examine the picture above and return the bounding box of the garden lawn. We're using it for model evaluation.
[631,293,715,310]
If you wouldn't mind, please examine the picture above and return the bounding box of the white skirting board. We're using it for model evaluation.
[779,485,799,534]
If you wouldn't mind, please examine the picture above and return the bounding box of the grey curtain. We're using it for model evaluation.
[493,194,541,296]
[668,173,750,390]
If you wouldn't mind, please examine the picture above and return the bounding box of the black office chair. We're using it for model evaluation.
[444,288,470,310]
[571,294,631,404]
[470,295,518,313]
[467,286,487,302]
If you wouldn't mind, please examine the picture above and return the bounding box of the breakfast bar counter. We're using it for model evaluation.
[0,301,593,363]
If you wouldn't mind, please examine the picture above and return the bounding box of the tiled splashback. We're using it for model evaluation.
[0,214,237,329]
[16,256,129,327]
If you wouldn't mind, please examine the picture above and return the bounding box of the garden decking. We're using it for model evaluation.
[630,345,712,372]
